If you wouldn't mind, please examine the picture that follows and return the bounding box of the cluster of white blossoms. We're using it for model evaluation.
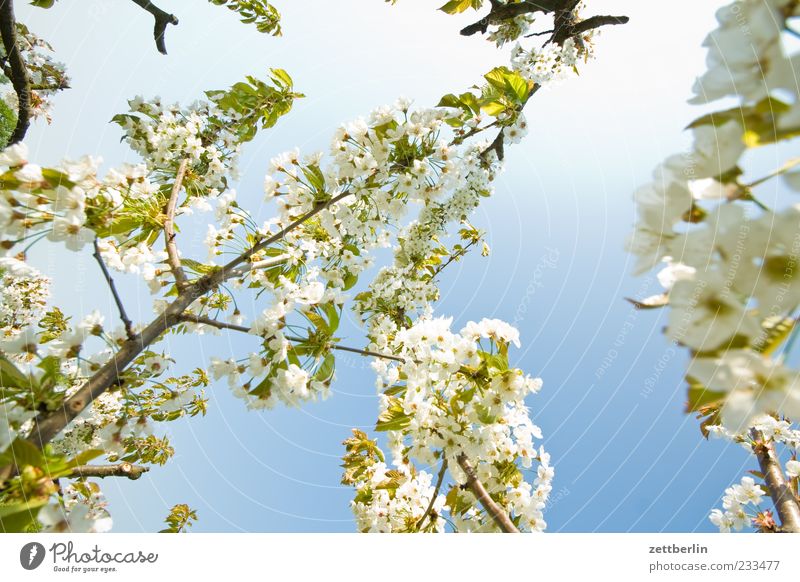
[709,476,767,533]
[347,317,551,532]
[510,36,591,86]
[355,138,499,347]
[0,141,160,255]
[39,482,112,533]
[114,96,239,194]
[339,2,615,532]
[348,459,447,533]
[707,415,800,532]
[1,24,69,124]
[0,256,49,339]
[625,0,800,532]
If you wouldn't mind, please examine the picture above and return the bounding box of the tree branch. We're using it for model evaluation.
[27,191,354,447]
[329,343,406,363]
[130,0,179,55]
[67,462,149,481]
[177,314,407,363]
[219,191,352,276]
[92,237,136,341]
[457,453,519,533]
[460,0,560,36]
[752,429,800,533]
[417,459,447,530]
[178,314,251,334]
[164,158,190,290]
[0,0,30,144]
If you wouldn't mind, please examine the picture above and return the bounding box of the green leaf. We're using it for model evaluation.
[474,404,497,424]
[375,398,412,432]
[306,311,329,334]
[315,353,335,383]
[269,68,293,88]
[438,0,479,14]
[159,503,198,533]
[685,379,726,413]
[0,356,33,390]
[180,258,219,275]
[322,303,340,333]
[0,498,47,532]
[503,74,530,103]
[37,356,63,392]
[484,67,513,91]
[10,438,46,470]
[481,101,507,116]
[66,449,104,469]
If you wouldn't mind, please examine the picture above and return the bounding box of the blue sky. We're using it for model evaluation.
[13,0,764,532]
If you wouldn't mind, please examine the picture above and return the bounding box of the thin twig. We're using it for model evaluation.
[229,253,290,277]
[417,459,447,530]
[751,429,800,533]
[68,462,149,481]
[524,28,555,38]
[219,191,352,277]
[164,158,190,290]
[178,314,251,333]
[130,0,178,54]
[178,314,407,363]
[0,0,30,144]
[92,238,136,341]
[432,239,480,279]
[330,343,405,363]
[457,453,519,533]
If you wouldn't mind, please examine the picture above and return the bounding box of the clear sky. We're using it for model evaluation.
[12,0,759,532]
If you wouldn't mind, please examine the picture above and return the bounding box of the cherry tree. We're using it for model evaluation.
[627,0,800,533]
[0,0,627,533]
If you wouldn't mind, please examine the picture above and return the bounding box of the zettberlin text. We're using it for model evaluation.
[649,544,708,554]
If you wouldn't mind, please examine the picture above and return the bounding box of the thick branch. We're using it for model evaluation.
[67,462,149,481]
[460,0,562,36]
[92,238,136,341]
[752,429,800,533]
[27,191,354,447]
[572,14,629,35]
[0,0,30,144]
[457,453,519,533]
[130,0,178,55]
[164,158,190,290]
[552,13,629,46]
